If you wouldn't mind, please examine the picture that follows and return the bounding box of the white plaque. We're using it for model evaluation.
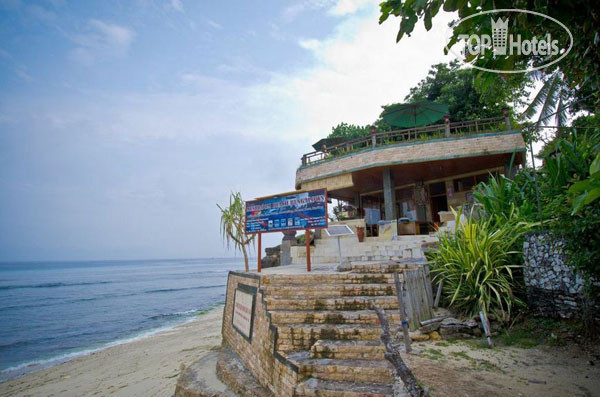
[232,286,255,340]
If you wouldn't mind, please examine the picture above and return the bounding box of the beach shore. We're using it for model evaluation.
[0,306,224,397]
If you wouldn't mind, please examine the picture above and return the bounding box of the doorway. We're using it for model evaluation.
[429,182,448,223]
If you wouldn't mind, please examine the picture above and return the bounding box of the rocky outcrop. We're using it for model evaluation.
[261,245,281,269]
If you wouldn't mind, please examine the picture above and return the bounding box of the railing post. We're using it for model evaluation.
[301,155,307,166]
[370,125,377,147]
[503,107,511,130]
[444,115,450,137]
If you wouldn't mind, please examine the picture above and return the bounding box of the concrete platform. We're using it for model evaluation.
[174,348,272,397]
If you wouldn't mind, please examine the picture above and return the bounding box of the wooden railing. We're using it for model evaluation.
[300,114,512,166]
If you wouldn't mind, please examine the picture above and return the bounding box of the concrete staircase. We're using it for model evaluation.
[261,260,423,397]
[289,235,437,265]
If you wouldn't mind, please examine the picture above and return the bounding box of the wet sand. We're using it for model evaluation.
[0,306,224,397]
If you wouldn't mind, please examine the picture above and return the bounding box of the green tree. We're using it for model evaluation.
[217,192,255,272]
[379,0,600,110]
[327,61,528,139]
[402,61,529,122]
[328,122,370,139]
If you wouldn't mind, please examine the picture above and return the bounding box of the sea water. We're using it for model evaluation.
[0,258,245,381]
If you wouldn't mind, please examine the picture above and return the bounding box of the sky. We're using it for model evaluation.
[0,0,457,261]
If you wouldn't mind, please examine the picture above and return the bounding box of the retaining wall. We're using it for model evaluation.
[523,232,598,320]
[221,272,298,397]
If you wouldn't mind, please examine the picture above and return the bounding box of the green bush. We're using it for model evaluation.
[473,172,537,225]
[427,209,529,321]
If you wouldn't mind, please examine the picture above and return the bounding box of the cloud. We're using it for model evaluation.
[205,19,222,30]
[244,5,457,144]
[69,19,135,64]
[0,2,461,260]
[26,4,57,23]
[298,38,321,51]
[0,47,13,60]
[168,0,183,12]
[283,0,370,21]
[328,0,371,16]
[15,66,33,82]
[282,0,333,22]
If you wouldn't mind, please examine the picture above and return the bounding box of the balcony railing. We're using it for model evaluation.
[301,114,512,166]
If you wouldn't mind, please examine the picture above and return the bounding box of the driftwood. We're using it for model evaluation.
[374,307,430,397]
[433,281,443,308]
[419,315,450,327]
[393,272,412,353]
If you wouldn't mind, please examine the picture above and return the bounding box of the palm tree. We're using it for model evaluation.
[217,192,255,272]
[522,71,571,143]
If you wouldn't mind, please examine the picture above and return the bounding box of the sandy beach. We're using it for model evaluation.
[0,306,224,397]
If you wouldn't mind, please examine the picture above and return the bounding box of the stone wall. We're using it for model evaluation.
[523,232,588,319]
[221,272,298,397]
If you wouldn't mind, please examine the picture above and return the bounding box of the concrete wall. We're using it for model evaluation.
[221,272,298,396]
[290,235,438,265]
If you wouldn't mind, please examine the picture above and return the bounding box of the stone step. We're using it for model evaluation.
[270,310,401,326]
[261,273,394,285]
[338,259,425,273]
[264,283,396,298]
[290,353,394,384]
[295,378,394,397]
[276,324,382,351]
[265,296,399,311]
[311,340,385,360]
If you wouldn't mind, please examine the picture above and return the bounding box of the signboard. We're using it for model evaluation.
[232,284,256,341]
[245,189,328,234]
[325,225,354,237]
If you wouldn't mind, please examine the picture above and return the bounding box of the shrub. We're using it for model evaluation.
[427,209,529,321]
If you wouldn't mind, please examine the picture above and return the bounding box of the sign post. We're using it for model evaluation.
[257,232,262,273]
[324,225,354,266]
[245,189,327,273]
[305,228,311,272]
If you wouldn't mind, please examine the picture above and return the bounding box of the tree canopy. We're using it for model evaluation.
[326,61,528,139]
[379,0,600,111]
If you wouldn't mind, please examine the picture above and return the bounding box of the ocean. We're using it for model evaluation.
[0,258,245,381]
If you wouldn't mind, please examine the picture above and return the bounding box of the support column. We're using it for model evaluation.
[382,168,397,220]
[354,192,361,209]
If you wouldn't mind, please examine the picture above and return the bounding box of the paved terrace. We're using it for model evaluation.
[295,114,527,200]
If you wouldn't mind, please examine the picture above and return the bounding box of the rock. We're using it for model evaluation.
[410,332,430,342]
[419,319,443,333]
[439,317,478,338]
[261,245,281,268]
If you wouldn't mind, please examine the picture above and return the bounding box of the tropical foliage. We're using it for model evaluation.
[217,192,254,272]
[328,122,370,140]
[326,61,527,140]
[428,209,528,320]
[403,61,529,122]
[379,0,600,109]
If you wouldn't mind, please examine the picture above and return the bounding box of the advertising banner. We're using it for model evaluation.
[245,189,327,234]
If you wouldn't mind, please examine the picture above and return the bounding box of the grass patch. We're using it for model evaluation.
[450,351,470,360]
[497,317,579,348]
[422,348,444,360]
[472,359,502,372]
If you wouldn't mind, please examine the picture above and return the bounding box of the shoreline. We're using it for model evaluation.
[0,306,225,397]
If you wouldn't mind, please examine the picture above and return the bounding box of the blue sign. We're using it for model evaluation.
[245,189,328,234]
